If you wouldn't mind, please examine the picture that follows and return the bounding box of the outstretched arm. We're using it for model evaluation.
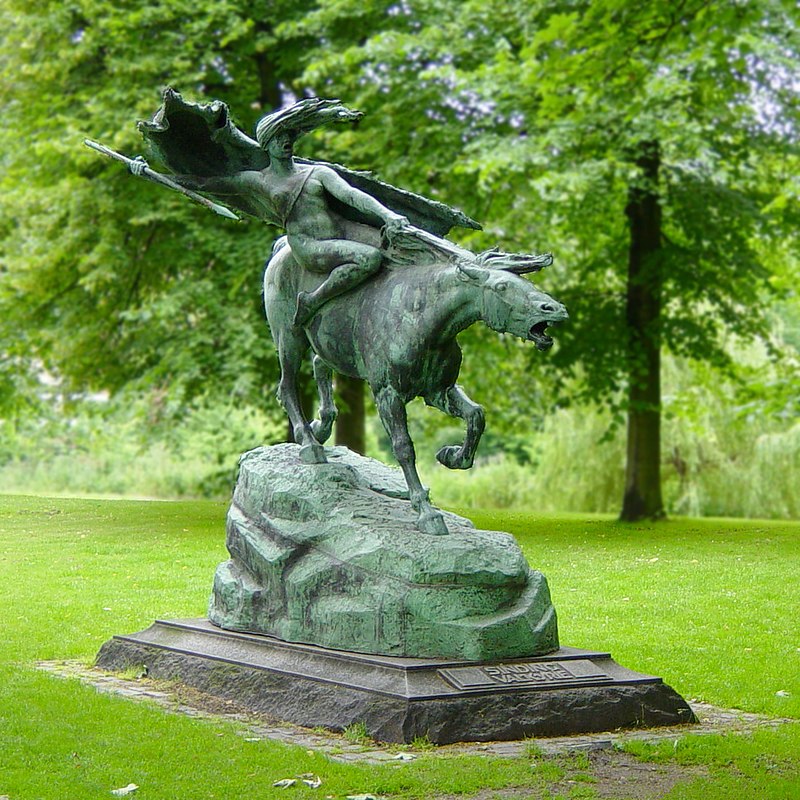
[129,157,253,195]
[316,166,409,233]
[127,157,271,222]
[121,155,240,220]
[171,173,248,194]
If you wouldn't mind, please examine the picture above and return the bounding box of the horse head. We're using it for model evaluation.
[456,261,568,351]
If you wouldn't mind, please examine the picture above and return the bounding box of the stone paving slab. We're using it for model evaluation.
[37,660,792,764]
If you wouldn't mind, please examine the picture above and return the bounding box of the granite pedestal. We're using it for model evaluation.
[96,618,696,744]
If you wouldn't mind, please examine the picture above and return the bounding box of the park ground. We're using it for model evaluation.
[0,494,798,799]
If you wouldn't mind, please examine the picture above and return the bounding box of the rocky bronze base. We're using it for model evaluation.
[209,445,558,660]
[96,618,696,744]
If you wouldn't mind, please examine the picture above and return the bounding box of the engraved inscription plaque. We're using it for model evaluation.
[439,659,613,692]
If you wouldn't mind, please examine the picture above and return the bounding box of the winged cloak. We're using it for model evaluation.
[137,88,481,241]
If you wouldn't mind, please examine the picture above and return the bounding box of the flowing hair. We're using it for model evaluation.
[255,98,363,149]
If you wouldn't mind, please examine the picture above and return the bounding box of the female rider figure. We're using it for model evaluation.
[131,98,411,325]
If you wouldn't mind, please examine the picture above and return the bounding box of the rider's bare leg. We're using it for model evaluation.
[289,237,382,326]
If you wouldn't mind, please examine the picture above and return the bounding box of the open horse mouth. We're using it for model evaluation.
[529,321,554,351]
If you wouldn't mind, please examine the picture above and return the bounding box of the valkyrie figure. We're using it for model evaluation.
[97,88,559,535]
[127,89,485,325]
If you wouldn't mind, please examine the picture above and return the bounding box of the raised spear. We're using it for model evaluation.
[83,139,240,221]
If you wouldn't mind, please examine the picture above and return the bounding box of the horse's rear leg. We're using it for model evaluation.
[276,335,326,464]
[374,386,448,536]
[310,354,337,444]
[426,384,485,470]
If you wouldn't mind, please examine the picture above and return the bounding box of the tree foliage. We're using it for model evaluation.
[287,0,800,517]
[295,0,798,371]
[1,0,798,516]
[0,0,317,420]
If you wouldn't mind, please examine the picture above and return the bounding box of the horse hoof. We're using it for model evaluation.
[299,443,327,464]
[310,419,334,444]
[436,445,471,470]
[418,510,448,536]
[436,445,458,468]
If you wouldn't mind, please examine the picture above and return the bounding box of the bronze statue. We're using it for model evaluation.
[266,237,567,534]
[86,89,567,534]
[129,98,418,325]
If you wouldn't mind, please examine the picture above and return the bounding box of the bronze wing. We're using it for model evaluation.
[138,88,272,220]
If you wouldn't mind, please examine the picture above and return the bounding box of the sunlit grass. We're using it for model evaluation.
[0,494,798,799]
[462,510,800,720]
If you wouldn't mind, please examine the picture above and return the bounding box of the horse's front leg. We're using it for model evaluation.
[275,334,326,464]
[310,354,337,444]
[426,384,485,470]
[374,386,448,535]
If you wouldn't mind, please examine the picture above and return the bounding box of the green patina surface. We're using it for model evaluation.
[98,93,567,659]
[209,444,559,659]
[113,91,566,535]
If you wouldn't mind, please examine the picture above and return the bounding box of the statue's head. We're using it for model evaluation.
[256,98,363,157]
[263,131,295,161]
[457,262,568,350]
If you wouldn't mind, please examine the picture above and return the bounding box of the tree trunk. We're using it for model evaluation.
[620,141,665,521]
[253,31,282,111]
[335,374,366,454]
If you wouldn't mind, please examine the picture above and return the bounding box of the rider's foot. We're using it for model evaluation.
[293,292,316,326]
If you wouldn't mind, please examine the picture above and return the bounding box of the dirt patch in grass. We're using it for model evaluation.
[562,749,706,799]
[434,750,706,799]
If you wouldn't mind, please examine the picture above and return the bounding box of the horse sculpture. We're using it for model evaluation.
[88,90,568,536]
[264,234,568,535]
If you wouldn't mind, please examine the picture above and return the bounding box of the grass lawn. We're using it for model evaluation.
[0,493,798,799]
